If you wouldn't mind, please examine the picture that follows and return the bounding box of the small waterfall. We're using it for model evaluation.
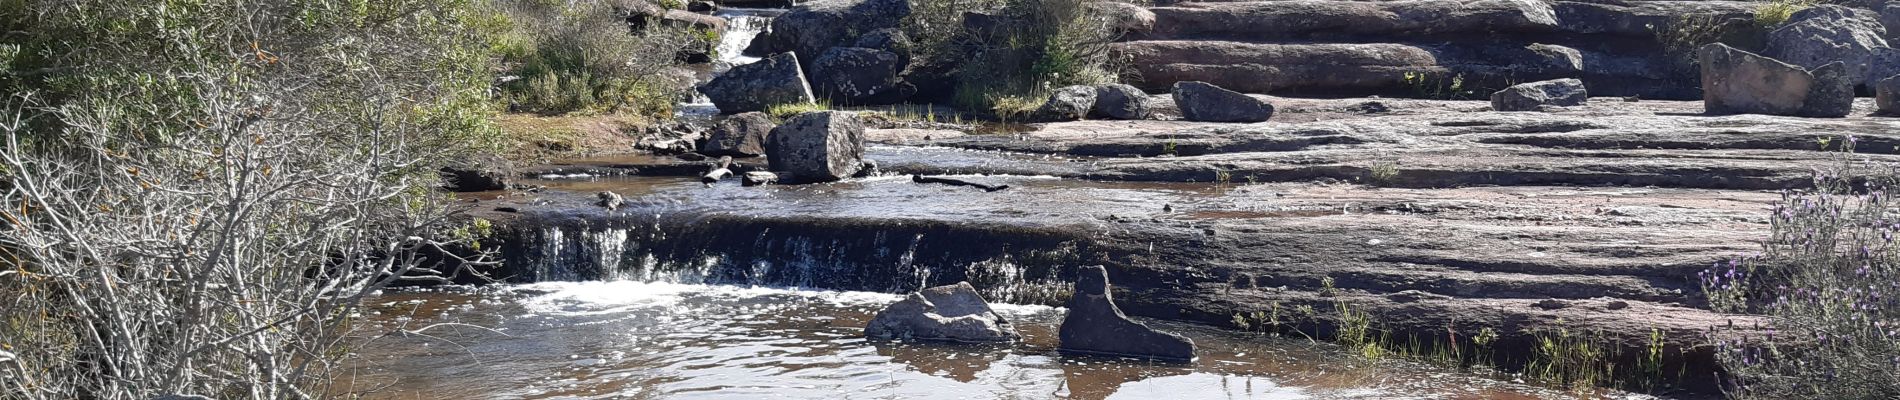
[678,8,781,117]
[499,214,1090,305]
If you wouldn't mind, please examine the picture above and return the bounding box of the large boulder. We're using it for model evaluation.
[1059,266,1196,361]
[1092,83,1152,120]
[1172,81,1274,123]
[809,47,908,105]
[1879,75,1900,115]
[699,52,815,114]
[744,0,911,68]
[1700,43,1854,118]
[1490,78,1588,111]
[702,112,775,157]
[1033,85,1098,122]
[766,111,866,182]
[439,154,512,192]
[1764,5,1891,88]
[864,282,1021,342]
[852,28,912,68]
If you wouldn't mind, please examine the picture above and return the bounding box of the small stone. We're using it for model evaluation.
[742,171,780,186]
[1533,299,1569,310]
[1172,81,1274,123]
[1059,266,1197,361]
[865,282,1020,342]
[1490,78,1587,111]
[1605,300,1630,310]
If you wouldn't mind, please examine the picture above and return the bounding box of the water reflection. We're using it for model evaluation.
[338,282,1588,399]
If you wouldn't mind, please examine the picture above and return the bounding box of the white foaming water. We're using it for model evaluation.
[513,281,906,316]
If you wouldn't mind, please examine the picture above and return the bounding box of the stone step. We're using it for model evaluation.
[1112,40,1693,99]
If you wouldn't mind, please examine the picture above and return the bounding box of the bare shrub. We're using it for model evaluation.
[0,1,497,398]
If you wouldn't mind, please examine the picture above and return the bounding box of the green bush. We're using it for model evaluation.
[905,0,1118,116]
[495,0,694,116]
[1704,136,1900,398]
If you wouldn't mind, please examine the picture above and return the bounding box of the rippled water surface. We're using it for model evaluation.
[336,282,1618,399]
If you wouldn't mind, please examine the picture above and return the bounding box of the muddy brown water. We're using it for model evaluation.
[337,282,1625,399]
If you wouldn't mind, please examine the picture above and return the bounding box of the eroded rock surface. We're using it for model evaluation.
[1060,266,1196,361]
[865,282,1021,342]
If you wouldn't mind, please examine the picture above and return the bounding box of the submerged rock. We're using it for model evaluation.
[595,191,623,211]
[699,53,815,114]
[1173,81,1273,123]
[1490,78,1587,111]
[1058,266,1196,361]
[1699,43,1853,118]
[865,282,1021,342]
[766,111,866,182]
[703,112,776,157]
[1091,84,1152,120]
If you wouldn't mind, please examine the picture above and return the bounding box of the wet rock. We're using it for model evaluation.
[745,0,910,68]
[703,112,776,157]
[809,47,907,105]
[1034,85,1098,122]
[766,111,866,182]
[1490,78,1587,112]
[1764,5,1890,88]
[686,0,716,13]
[1699,43,1854,118]
[1880,75,1900,115]
[699,52,815,114]
[1091,84,1152,120]
[1059,266,1196,361]
[865,282,1021,342]
[595,191,623,211]
[742,171,780,186]
[439,154,513,192]
[1173,81,1273,123]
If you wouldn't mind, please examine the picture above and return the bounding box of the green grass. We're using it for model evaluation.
[1755,0,1815,28]
[765,100,831,120]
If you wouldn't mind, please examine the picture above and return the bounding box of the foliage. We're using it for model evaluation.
[907,0,1118,115]
[0,0,499,398]
[1755,0,1816,29]
[765,99,831,120]
[1703,135,1900,398]
[494,0,696,116]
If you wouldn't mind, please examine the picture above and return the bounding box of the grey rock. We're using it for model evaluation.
[699,53,815,114]
[1879,75,1900,115]
[1141,0,1557,40]
[1173,81,1273,123]
[1034,85,1098,122]
[865,282,1021,342]
[1884,4,1900,41]
[852,28,912,68]
[766,111,866,182]
[810,47,906,105]
[742,171,780,186]
[1059,266,1197,361]
[439,154,513,192]
[1491,78,1588,111]
[1092,84,1152,120]
[1700,43,1853,118]
[1765,5,1891,87]
[745,0,911,68]
[703,112,776,157]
